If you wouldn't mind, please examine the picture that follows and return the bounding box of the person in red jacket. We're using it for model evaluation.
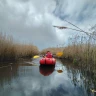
[45,51,53,58]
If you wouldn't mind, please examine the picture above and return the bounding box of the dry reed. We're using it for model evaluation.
[0,32,39,61]
[41,35,96,66]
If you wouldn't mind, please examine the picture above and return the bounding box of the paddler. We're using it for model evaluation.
[45,51,53,58]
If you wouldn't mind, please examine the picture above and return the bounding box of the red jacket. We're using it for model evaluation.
[46,52,53,58]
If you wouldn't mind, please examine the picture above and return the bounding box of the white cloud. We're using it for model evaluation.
[0,0,96,49]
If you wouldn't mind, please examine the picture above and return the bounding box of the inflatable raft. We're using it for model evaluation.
[39,57,56,65]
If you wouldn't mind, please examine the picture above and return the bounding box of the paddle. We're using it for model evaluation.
[57,70,63,73]
[56,52,63,57]
[33,55,40,59]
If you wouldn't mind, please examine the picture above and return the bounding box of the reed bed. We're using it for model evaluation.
[63,35,96,64]
[41,35,96,68]
[41,47,64,55]
[0,33,39,61]
[15,44,39,58]
[41,32,96,83]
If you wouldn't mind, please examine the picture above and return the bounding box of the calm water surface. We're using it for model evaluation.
[0,58,96,96]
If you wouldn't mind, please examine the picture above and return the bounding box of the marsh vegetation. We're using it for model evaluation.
[0,32,39,62]
[41,25,96,76]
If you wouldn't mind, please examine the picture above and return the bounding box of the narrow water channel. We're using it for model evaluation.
[0,58,96,96]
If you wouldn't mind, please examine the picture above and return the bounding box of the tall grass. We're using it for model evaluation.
[41,34,96,68]
[41,47,64,56]
[15,44,39,58]
[63,35,96,64]
[0,33,39,61]
[0,33,16,61]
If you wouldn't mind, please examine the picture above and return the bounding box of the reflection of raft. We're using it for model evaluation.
[39,57,56,65]
[39,65,55,76]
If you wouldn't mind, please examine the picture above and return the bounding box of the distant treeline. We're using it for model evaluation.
[0,32,39,62]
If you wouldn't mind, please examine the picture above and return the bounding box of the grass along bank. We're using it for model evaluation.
[41,35,96,78]
[0,33,39,62]
[62,35,96,65]
[41,35,96,65]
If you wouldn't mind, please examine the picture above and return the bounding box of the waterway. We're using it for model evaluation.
[0,58,96,96]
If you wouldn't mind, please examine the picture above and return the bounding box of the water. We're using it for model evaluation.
[0,58,96,96]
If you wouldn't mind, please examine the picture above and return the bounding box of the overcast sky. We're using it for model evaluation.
[0,0,96,50]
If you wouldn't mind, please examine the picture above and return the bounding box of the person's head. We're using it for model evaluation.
[46,51,50,53]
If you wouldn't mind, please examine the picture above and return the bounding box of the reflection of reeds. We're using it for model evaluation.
[0,33,39,61]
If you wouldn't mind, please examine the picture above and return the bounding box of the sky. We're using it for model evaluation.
[0,0,96,50]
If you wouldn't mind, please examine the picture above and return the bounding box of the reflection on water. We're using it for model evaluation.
[0,59,96,96]
[39,65,55,76]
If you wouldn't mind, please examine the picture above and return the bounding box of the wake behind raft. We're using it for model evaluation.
[40,51,56,65]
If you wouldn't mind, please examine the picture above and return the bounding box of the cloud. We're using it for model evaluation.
[0,0,96,50]
[54,0,96,28]
[0,0,60,50]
